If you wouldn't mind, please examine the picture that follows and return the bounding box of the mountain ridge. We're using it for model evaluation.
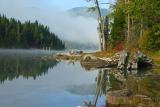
[68,6,109,18]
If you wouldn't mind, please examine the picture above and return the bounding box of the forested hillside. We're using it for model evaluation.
[0,15,65,49]
[108,0,160,51]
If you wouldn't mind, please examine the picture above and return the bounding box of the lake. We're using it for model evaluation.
[0,49,105,107]
[0,49,160,107]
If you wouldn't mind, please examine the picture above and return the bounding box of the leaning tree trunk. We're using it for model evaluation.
[94,0,107,51]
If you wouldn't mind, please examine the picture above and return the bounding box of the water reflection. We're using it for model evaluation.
[0,50,159,107]
[105,68,160,107]
[0,53,58,83]
[82,63,160,107]
[0,51,102,107]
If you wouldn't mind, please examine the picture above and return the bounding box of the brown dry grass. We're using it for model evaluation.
[141,50,160,64]
[84,49,160,63]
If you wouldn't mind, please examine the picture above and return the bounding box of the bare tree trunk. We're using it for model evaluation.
[102,17,107,51]
[94,0,107,51]
[97,27,103,51]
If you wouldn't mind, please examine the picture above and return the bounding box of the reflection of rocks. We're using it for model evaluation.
[108,70,126,82]
[106,90,157,107]
[105,74,160,107]
[80,53,156,107]
[93,67,160,107]
[107,89,132,105]
[108,89,132,97]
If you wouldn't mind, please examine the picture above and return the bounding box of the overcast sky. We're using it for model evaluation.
[0,0,115,44]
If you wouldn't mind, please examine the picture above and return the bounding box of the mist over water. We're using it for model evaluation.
[0,50,106,107]
[0,0,99,45]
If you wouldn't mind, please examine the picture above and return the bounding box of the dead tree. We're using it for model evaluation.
[87,0,108,51]
[94,0,107,51]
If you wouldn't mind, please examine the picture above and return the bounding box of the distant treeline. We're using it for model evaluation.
[0,15,65,49]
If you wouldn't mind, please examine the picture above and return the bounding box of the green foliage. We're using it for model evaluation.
[109,0,160,51]
[0,15,65,49]
[109,1,126,48]
[147,25,160,51]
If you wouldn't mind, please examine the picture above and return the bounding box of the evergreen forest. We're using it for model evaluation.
[0,15,65,50]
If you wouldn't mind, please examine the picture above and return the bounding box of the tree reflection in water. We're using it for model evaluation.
[0,54,58,83]
[83,66,160,107]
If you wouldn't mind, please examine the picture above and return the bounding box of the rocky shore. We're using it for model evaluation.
[48,50,153,70]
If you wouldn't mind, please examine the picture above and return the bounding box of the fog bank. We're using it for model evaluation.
[0,0,99,45]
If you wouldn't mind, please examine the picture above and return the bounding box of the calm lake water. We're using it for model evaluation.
[0,49,160,107]
[0,49,105,107]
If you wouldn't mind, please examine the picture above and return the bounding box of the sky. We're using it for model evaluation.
[49,0,115,9]
[0,0,115,44]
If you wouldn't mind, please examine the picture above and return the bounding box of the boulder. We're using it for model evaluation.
[117,50,129,70]
[136,51,153,67]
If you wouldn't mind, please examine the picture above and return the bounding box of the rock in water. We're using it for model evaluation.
[135,51,153,67]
